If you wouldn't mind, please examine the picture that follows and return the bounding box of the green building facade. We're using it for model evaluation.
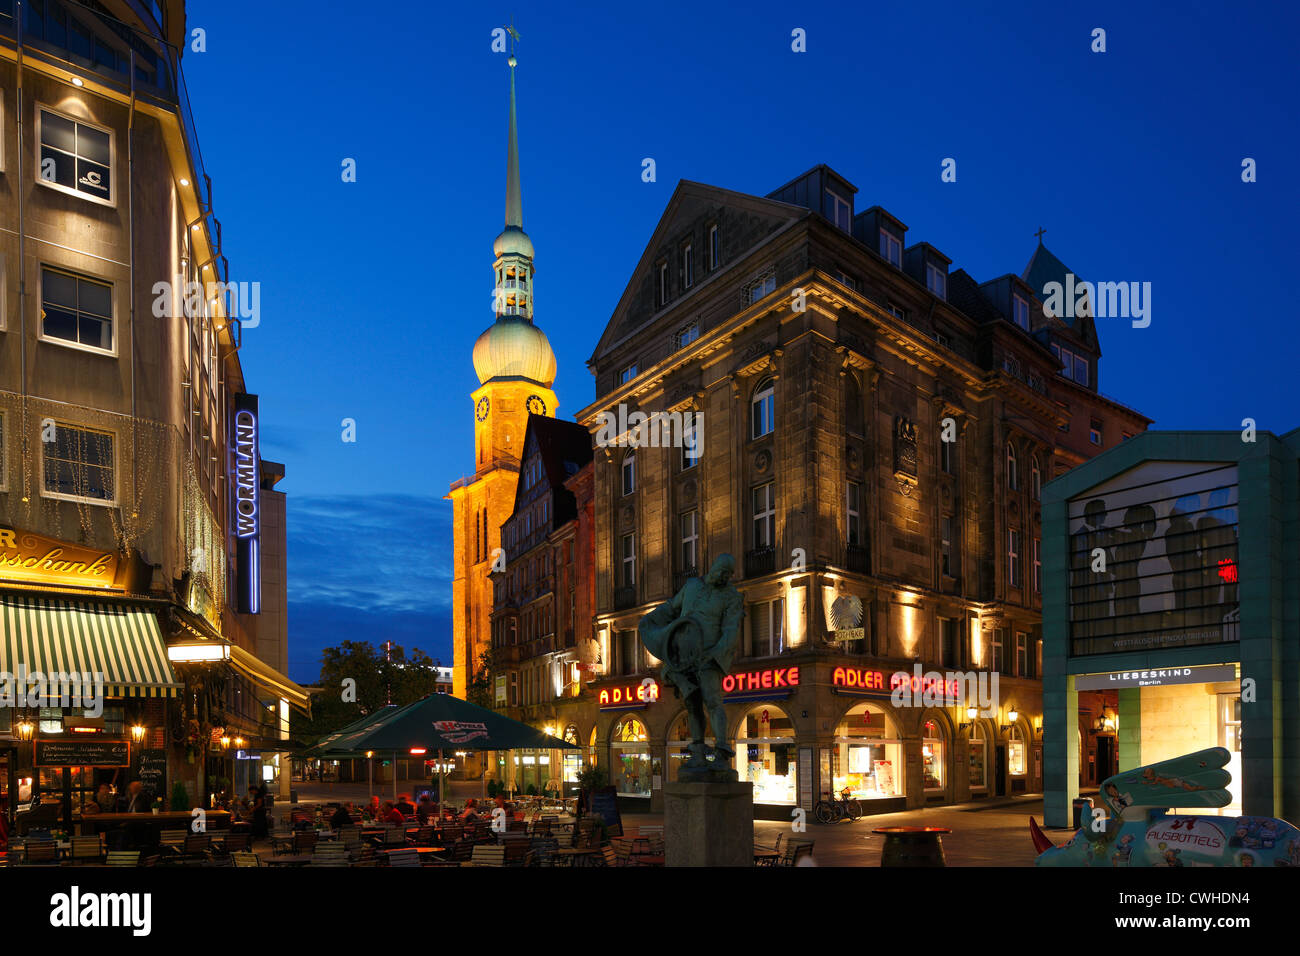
[1042,428,1300,827]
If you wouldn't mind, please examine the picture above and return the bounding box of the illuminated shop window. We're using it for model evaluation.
[968,722,987,791]
[923,719,946,792]
[735,706,797,805]
[1008,724,1027,776]
[666,711,714,785]
[610,715,651,798]
[833,703,903,800]
[42,421,116,504]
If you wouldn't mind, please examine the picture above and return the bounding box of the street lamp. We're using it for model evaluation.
[17,718,35,740]
[130,724,147,743]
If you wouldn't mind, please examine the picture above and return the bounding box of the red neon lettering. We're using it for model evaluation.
[761,670,772,688]
[833,667,846,685]
[723,675,735,692]
[789,667,800,686]
[772,669,786,688]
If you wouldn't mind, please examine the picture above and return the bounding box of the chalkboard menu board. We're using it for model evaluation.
[586,785,622,831]
[34,738,130,767]
[137,748,167,799]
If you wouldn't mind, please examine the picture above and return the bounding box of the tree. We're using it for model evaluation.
[466,648,495,709]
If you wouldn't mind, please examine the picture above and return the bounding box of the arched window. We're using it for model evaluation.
[621,450,636,495]
[833,703,903,800]
[845,375,864,436]
[969,722,987,792]
[922,717,947,792]
[1031,455,1042,501]
[751,377,775,439]
[681,409,701,469]
[610,715,651,798]
[1008,723,1027,776]
[1006,442,1019,491]
[736,705,797,805]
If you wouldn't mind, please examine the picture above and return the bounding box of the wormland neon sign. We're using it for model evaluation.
[232,394,262,614]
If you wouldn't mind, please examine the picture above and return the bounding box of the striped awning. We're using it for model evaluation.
[228,644,311,714]
[0,593,183,698]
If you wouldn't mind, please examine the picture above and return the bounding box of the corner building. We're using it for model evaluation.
[569,165,1150,816]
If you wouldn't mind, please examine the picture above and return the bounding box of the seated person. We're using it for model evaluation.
[394,794,416,817]
[380,801,405,826]
[330,802,354,830]
[94,783,116,814]
[416,795,435,825]
[459,798,478,822]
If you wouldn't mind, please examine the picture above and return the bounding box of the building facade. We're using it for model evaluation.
[563,164,1150,816]
[447,50,558,720]
[1042,427,1300,827]
[0,0,306,835]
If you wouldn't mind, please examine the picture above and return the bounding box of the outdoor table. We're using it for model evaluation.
[263,854,313,866]
[872,826,951,867]
[379,846,445,857]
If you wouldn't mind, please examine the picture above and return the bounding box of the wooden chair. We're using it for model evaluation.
[269,828,295,854]
[293,830,318,854]
[232,851,261,867]
[754,831,785,856]
[69,835,105,865]
[106,850,140,867]
[595,844,625,867]
[385,848,422,868]
[158,829,188,857]
[466,845,505,867]
[21,840,60,866]
[183,833,212,860]
[503,841,530,866]
[413,826,436,847]
[776,841,814,866]
[219,832,252,855]
[528,837,559,867]
[349,843,378,866]
[337,826,361,848]
[311,842,350,867]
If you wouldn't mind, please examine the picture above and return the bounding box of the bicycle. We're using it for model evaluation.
[813,788,863,824]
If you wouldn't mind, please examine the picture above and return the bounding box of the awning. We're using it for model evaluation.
[0,593,182,697]
[227,644,312,714]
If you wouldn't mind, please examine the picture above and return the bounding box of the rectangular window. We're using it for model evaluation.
[621,533,636,589]
[1012,294,1030,331]
[41,266,113,352]
[887,303,905,321]
[619,629,639,676]
[926,263,946,300]
[38,107,113,204]
[681,415,700,469]
[748,273,776,304]
[752,482,775,549]
[940,515,955,577]
[680,510,698,572]
[846,481,861,545]
[879,229,902,267]
[940,434,955,475]
[619,363,638,385]
[1052,343,1090,387]
[991,629,1004,673]
[749,598,786,657]
[1015,632,1028,677]
[657,261,669,306]
[682,243,694,289]
[1089,419,1102,445]
[1008,529,1022,589]
[675,323,699,349]
[621,452,636,495]
[940,617,957,669]
[835,271,857,291]
[825,189,851,231]
[43,422,115,504]
[935,331,951,349]
[708,223,719,270]
[1033,537,1042,595]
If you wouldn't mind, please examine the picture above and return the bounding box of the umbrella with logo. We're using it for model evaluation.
[303,694,576,805]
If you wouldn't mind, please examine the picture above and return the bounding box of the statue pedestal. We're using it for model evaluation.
[664,781,754,867]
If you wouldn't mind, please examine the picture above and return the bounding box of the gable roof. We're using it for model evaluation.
[517,414,593,498]
[1021,241,1100,350]
[588,179,808,364]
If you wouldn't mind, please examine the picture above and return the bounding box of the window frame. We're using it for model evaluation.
[940,514,954,577]
[926,263,946,299]
[751,481,776,549]
[1012,294,1030,331]
[708,223,720,270]
[682,242,694,289]
[40,420,118,507]
[680,509,698,573]
[749,597,786,657]
[1008,529,1022,589]
[1032,537,1042,595]
[620,532,636,590]
[39,264,117,356]
[621,450,636,496]
[1005,442,1018,491]
[879,229,902,267]
[657,261,669,307]
[750,377,775,440]
[35,103,116,208]
[1030,455,1042,500]
[618,363,638,385]
[846,480,861,545]
[825,189,851,231]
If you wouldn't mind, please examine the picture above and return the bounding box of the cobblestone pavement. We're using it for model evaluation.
[293,780,1055,866]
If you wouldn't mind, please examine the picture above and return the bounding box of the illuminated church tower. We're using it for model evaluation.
[448,45,558,701]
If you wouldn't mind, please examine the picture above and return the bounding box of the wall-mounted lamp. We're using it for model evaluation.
[1000,706,1019,734]
[17,718,35,740]
[959,705,979,731]
[130,724,147,743]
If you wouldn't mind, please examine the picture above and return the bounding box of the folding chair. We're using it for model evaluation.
[69,835,105,865]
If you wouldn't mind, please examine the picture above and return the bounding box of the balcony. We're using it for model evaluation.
[614,586,638,610]
[744,547,776,578]
[846,543,870,574]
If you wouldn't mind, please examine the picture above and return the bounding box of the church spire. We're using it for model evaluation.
[505,25,522,230]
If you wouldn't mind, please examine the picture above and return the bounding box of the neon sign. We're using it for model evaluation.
[832,666,962,698]
[1216,559,1238,584]
[598,681,659,709]
[723,667,800,695]
[232,394,261,615]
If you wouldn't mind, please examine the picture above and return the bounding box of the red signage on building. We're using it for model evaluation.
[832,666,961,699]
[598,681,659,709]
[723,667,800,696]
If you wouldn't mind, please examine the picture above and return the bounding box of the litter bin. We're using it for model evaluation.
[1072,797,1093,830]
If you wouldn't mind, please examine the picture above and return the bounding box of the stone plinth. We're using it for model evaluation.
[664,781,754,867]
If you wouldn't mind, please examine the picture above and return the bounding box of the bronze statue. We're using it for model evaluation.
[639,554,743,781]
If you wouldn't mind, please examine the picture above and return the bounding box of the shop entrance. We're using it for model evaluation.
[994,745,1006,796]
[1096,735,1116,781]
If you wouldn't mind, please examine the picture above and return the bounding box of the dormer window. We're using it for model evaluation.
[879,230,902,268]
[1012,294,1030,331]
[926,263,947,300]
[825,189,851,231]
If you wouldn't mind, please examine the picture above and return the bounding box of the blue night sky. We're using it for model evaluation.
[184,1,1298,683]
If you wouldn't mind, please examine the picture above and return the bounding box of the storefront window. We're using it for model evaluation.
[666,712,716,784]
[735,706,797,805]
[833,703,902,800]
[968,722,987,791]
[561,725,582,793]
[611,716,651,797]
[922,718,946,792]
[1008,725,1026,776]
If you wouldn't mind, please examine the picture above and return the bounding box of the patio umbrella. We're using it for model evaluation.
[304,695,577,808]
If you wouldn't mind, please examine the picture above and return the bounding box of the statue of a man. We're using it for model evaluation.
[638,554,743,778]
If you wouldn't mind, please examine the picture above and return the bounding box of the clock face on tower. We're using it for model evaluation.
[476,396,490,421]
[526,395,547,416]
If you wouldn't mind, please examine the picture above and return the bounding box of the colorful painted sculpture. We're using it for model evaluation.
[1031,747,1300,867]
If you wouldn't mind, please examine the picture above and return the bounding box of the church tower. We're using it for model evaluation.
[448,44,558,702]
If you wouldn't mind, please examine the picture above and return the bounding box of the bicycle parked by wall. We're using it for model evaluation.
[814,788,863,824]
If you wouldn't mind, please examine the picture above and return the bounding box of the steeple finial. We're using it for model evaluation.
[505,21,522,229]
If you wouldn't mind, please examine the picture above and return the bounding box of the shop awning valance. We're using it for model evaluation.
[0,593,182,698]
[228,644,312,714]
